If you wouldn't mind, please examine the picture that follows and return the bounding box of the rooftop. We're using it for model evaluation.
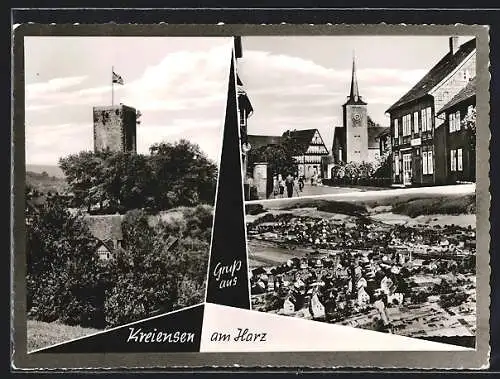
[386,38,476,113]
[437,77,476,115]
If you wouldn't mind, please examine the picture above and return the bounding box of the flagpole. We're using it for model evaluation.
[111,66,114,106]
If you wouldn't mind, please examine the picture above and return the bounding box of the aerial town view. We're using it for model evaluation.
[246,188,476,346]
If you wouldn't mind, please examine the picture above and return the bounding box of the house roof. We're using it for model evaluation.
[283,129,320,155]
[368,126,390,149]
[437,77,476,115]
[85,214,123,241]
[248,129,328,155]
[386,38,476,113]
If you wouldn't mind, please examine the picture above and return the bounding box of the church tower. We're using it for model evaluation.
[342,55,368,163]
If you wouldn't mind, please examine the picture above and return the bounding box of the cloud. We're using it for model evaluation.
[239,49,427,148]
[26,76,88,100]
[137,119,223,163]
[25,39,231,165]
[26,123,93,165]
[122,43,231,113]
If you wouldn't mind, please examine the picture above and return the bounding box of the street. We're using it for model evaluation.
[267,183,385,199]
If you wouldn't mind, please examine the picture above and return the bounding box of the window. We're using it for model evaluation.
[421,109,427,132]
[413,112,419,134]
[422,148,434,175]
[457,148,463,171]
[450,149,457,171]
[402,114,412,136]
[421,107,433,132]
[455,110,461,131]
[427,108,433,130]
[427,150,433,175]
[449,110,462,133]
[394,119,399,138]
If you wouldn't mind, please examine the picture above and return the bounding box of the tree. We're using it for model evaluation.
[104,207,211,326]
[149,140,218,209]
[104,210,180,326]
[247,143,297,177]
[59,140,218,213]
[101,152,155,212]
[26,194,107,328]
[432,278,453,295]
[462,106,476,151]
[439,290,468,309]
[59,150,111,211]
[374,145,392,178]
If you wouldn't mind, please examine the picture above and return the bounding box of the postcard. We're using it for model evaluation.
[11,22,491,371]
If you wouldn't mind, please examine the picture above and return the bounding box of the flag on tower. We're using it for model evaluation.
[112,71,124,85]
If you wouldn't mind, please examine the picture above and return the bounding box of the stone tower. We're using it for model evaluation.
[342,56,368,163]
[93,104,137,153]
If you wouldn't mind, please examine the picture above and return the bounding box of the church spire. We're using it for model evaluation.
[349,52,361,102]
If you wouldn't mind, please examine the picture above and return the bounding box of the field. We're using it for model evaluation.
[26,171,68,194]
[248,240,312,268]
[27,320,101,352]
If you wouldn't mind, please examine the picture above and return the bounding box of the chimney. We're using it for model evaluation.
[449,36,459,55]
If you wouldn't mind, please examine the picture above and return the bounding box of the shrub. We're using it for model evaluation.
[104,209,210,327]
[245,203,266,215]
[26,195,107,328]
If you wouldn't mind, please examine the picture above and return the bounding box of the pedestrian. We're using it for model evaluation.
[278,174,285,198]
[272,175,279,198]
[285,173,295,198]
[298,176,304,191]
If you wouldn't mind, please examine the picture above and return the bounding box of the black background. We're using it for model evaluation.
[7,4,500,376]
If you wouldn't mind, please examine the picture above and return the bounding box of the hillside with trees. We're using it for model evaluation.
[26,139,216,343]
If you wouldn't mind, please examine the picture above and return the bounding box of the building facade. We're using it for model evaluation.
[93,104,138,153]
[386,37,476,186]
[247,129,329,180]
[286,129,329,179]
[234,36,255,182]
[435,78,476,184]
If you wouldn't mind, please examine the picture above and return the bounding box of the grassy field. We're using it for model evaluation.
[248,240,307,268]
[27,320,101,352]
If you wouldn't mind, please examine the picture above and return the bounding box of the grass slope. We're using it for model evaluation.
[27,320,101,352]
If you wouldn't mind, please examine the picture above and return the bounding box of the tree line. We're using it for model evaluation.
[26,193,212,329]
[58,139,218,214]
[26,139,216,329]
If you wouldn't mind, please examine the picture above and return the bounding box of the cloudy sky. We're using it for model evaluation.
[238,35,474,150]
[25,37,233,166]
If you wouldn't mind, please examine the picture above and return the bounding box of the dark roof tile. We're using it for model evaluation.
[85,214,123,241]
